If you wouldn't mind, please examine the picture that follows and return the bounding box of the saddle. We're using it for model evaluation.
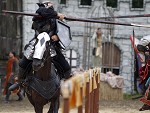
[25,64,60,100]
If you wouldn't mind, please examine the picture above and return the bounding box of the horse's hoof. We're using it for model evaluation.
[139,104,150,111]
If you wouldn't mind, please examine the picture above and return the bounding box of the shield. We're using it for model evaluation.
[56,20,72,49]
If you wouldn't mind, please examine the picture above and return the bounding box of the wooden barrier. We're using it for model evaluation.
[61,68,100,113]
[0,78,1,96]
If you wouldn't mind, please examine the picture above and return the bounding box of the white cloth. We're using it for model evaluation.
[140,35,150,46]
[100,72,124,89]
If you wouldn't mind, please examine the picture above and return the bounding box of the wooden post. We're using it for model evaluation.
[95,72,100,113]
[61,82,70,113]
[61,69,100,113]
[78,87,83,113]
[0,78,1,97]
[85,82,90,113]
[89,77,94,113]
[63,98,69,113]
[92,75,98,113]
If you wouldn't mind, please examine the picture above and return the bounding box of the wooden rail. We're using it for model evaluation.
[61,68,100,113]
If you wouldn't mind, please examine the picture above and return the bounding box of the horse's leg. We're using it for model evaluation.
[53,97,60,113]
[48,102,53,113]
[34,103,44,113]
[26,93,35,107]
[48,97,60,113]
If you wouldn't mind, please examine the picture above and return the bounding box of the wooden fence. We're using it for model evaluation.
[61,68,100,113]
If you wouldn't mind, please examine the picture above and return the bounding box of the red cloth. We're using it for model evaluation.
[3,57,18,95]
[139,59,150,84]
[140,85,150,106]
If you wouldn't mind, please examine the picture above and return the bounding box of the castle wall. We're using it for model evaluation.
[22,0,150,93]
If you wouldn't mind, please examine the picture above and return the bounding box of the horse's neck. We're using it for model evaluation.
[37,59,51,81]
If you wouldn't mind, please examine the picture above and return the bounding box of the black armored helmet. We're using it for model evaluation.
[37,1,53,7]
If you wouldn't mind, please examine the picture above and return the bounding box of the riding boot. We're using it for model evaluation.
[63,69,72,79]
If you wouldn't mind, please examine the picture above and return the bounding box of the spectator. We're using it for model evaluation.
[3,51,23,103]
[91,28,102,67]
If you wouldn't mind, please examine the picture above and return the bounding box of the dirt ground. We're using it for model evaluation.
[0,95,150,113]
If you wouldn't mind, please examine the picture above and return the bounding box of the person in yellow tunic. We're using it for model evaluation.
[3,51,23,103]
[91,28,102,67]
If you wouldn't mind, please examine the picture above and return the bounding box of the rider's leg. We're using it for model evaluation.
[52,51,72,79]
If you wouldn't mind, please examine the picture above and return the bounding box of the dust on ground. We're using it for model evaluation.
[0,95,150,113]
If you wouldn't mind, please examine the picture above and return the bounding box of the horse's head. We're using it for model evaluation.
[32,42,51,71]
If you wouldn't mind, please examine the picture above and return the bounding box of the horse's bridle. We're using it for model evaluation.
[33,41,52,71]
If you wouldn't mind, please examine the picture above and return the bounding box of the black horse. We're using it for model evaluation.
[25,41,60,113]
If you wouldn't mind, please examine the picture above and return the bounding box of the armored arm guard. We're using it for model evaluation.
[24,38,37,60]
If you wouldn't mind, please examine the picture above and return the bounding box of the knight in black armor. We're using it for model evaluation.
[10,1,72,90]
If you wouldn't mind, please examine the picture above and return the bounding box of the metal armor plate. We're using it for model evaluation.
[33,32,50,59]
[24,38,36,60]
[56,20,72,49]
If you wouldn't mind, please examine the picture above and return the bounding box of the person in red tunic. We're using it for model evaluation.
[137,35,150,111]
[3,51,23,103]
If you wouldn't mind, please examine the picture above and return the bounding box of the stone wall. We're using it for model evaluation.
[22,0,150,93]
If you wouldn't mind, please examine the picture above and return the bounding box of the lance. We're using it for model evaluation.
[2,10,150,28]
[89,14,150,19]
